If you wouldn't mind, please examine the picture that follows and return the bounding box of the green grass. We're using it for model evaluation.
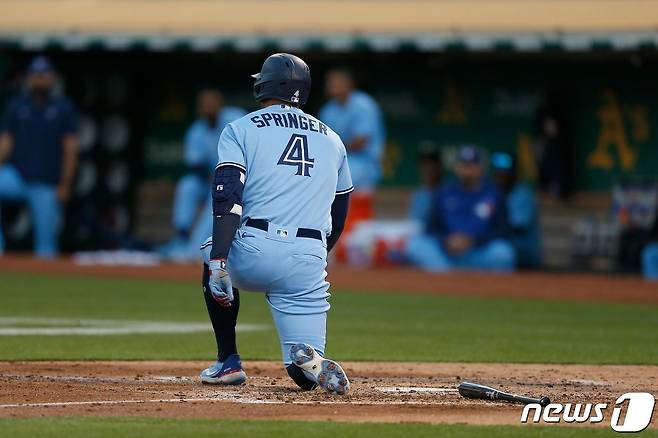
[1,417,651,438]
[0,271,657,364]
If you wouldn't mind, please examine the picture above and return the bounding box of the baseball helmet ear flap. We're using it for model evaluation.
[252,53,311,105]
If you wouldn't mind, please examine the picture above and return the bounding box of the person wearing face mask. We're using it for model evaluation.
[158,88,246,261]
[0,56,78,258]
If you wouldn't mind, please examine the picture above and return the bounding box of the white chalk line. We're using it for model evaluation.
[0,373,458,408]
[0,317,268,336]
[2,375,459,394]
[0,396,454,409]
[1,374,195,384]
[377,386,459,394]
[568,379,610,386]
[0,398,225,409]
[0,375,299,385]
[1,374,293,385]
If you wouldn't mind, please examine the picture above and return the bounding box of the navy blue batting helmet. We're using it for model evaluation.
[251,53,311,105]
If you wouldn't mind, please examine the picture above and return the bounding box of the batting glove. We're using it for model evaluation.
[208,259,234,307]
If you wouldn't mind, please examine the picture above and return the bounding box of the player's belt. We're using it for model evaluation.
[245,218,323,241]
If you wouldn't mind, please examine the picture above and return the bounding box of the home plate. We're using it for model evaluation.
[376,386,459,394]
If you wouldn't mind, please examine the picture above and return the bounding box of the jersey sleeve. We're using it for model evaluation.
[216,123,246,172]
[336,150,353,195]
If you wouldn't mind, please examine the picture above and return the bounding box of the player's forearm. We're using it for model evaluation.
[327,192,350,252]
[210,214,241,261]
[60,134,78,187]
[209,164,245,262]
[0,132,13,163]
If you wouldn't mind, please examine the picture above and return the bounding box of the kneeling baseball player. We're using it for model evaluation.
[198,53,353,395]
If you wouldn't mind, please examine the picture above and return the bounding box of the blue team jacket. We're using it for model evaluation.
[426,178,509,247]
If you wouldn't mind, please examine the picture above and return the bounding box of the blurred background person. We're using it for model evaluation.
[319,68,385,261]
[158,88,245,261]
[612,180,657,273]
[0,56,78,259]
[642,214,658,281]
[0,2,652,278]
[409,144,443,225]
[491,152,541,269]
[405,146,514,272]
[534,89,574,200]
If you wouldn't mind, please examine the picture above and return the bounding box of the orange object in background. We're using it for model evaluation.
[335,192,374,263]
[373,239,393,267]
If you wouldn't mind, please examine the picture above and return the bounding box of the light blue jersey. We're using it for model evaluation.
[409,186,436,224]
[184,106,247,171]
[506,183,541,268]
[205,103,353,365]
[319,90,385,191]
[217,104,353,236]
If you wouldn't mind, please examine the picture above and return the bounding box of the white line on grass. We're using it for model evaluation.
[0,317,268,336]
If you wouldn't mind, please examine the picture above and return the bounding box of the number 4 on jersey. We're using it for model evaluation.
[278,134,314,177]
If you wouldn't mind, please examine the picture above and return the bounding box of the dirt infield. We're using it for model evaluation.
[2,256,657,427]
[1,361,656,426]
[2,254,657,304]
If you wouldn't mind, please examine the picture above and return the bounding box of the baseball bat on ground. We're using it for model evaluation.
[458,381,551,407]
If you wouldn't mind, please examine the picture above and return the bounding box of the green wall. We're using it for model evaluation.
[3,51,655,191]
[375,57,657,190]
[139,52,658,191]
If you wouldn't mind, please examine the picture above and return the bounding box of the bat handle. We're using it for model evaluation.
[498,391,551,407]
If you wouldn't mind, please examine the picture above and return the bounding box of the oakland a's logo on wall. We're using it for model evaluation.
[291,90,300,103]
